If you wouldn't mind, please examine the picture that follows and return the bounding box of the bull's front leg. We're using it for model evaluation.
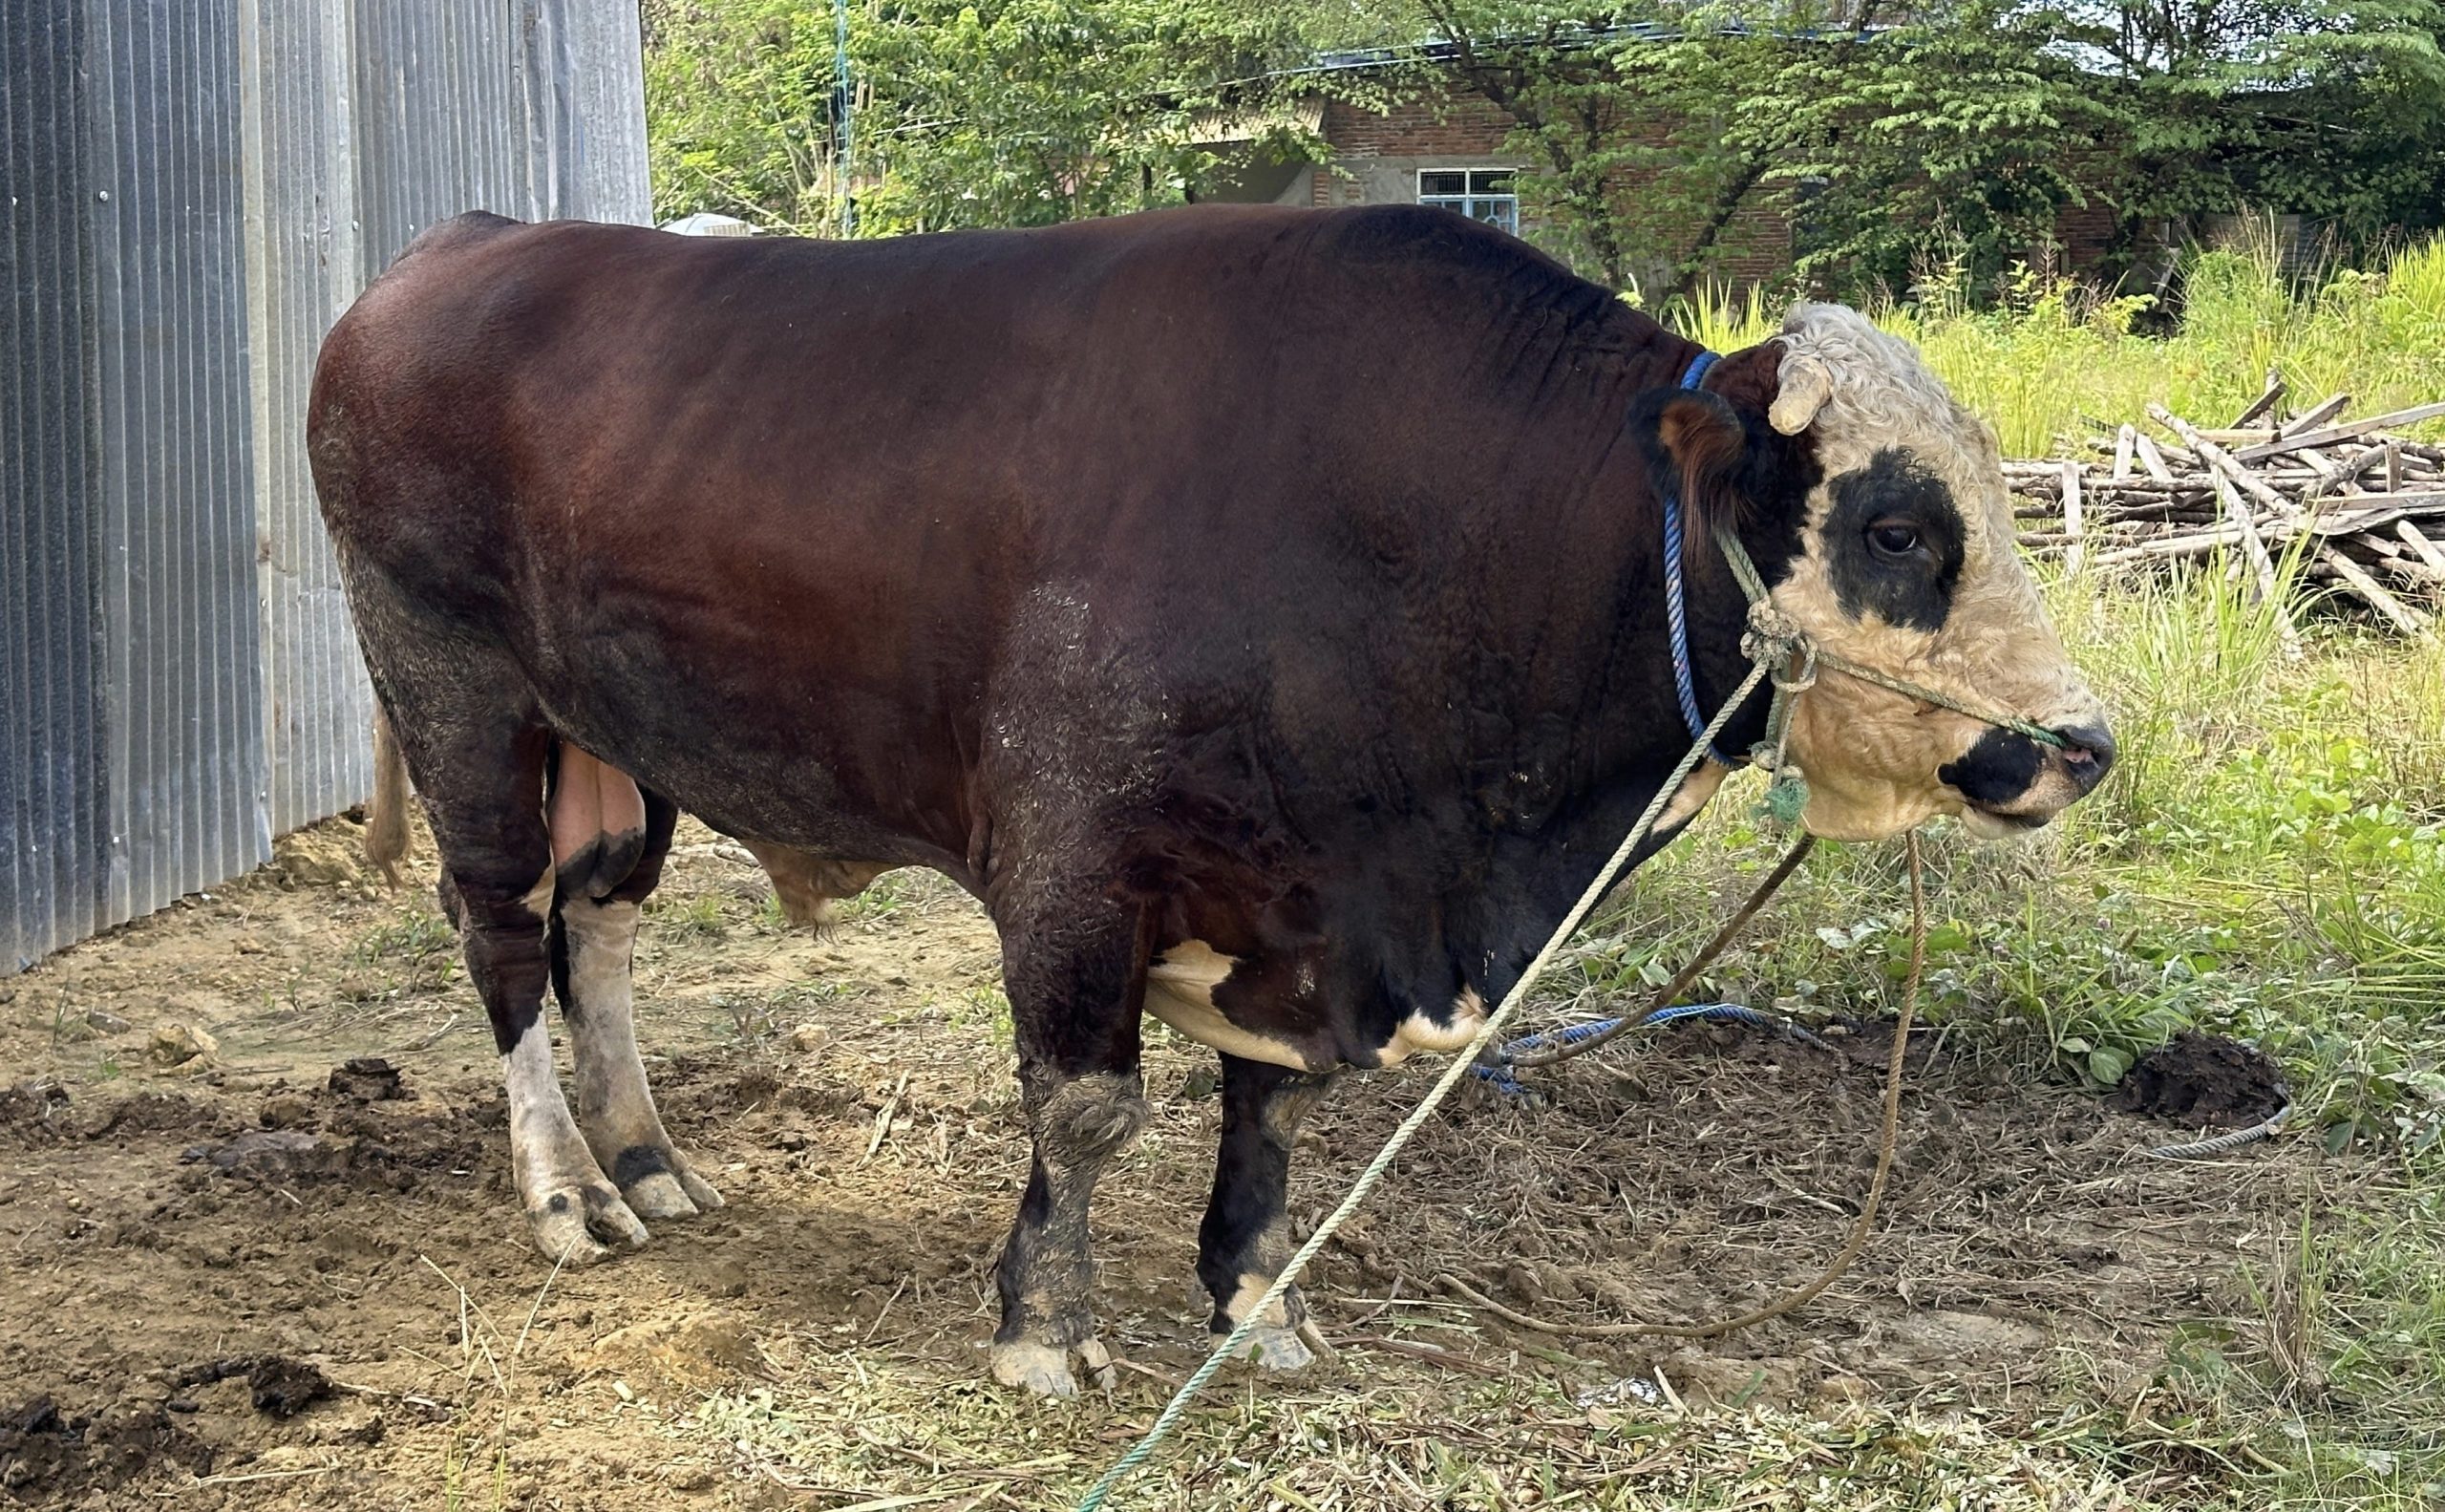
[989,898,1152,1397]
[1198,1055,1337,1370]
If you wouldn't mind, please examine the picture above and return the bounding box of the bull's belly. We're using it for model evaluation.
[1142,941,1487,1073]
[532,672,972,880]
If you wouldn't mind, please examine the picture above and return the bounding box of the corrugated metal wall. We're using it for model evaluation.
[243,0,363,840]
[4,4,105,975]
[3,0,649,973]
[4,0,265,974]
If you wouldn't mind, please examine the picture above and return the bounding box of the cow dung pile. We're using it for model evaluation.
[2006,381,2445,638]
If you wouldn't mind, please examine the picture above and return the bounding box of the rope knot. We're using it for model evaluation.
[1740,601,1809,671]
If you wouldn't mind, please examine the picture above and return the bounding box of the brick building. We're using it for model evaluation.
[1198,65,2177,297]
[1203,85,1799,296]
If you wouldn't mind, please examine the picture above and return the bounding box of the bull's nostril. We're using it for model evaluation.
[2053,723,2116,780]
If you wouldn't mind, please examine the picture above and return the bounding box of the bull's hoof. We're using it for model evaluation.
[604,1143,725,1223]
[526,1182,649,1265]
[1221,1322,1314,1373]
[989,1338,1116,1398]
[621,1162,724,1223]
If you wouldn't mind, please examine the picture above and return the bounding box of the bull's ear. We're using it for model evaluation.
[1627,386,1752,569]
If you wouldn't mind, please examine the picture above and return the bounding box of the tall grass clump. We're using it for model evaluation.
[1667,228,2445,456]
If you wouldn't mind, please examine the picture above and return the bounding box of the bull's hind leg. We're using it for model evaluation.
[1198,1056,1336,1371]
[989,891,1153,1397]
[384,703,649,1265]
[546,749,722,1222]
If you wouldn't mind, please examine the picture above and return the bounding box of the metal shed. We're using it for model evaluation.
[2,1,650,974]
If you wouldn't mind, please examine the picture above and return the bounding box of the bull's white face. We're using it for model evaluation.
[1678,306,2114,841]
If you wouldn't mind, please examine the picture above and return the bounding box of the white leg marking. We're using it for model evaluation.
[989,1340,1080,1397]
[501,1011,645,1264]
[1378,988,1489,1067]
[563,896,721,1220]
[1143,942,1312,1070]
[1221,1271,1314,1372]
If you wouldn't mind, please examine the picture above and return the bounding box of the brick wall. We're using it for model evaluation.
[1314,95,1515,181]
[2052,201,2120,277]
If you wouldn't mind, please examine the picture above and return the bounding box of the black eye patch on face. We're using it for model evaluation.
[1821,448,1967,633]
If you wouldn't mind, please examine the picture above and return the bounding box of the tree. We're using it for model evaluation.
[1367,0,2444,295]
[2052,0,2445,254]
[645,0,1348,235]
[1771,0,2111,292]
[646,0,849,230]
[646,0,2445,298]
[1383,1,2110,298]
[1396,2,1803,295]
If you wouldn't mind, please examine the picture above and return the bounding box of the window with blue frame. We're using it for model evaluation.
[1417,169,1519,235]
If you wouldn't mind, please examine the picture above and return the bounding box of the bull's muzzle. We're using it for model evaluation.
[1939,718,2116,830]
[2052,722,2116,796]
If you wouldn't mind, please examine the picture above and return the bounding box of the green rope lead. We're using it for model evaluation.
[1072,656,1774,1512]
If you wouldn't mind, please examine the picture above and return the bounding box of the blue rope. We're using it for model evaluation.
[1470,1001,1832,1096]
[1661,350,1739,769]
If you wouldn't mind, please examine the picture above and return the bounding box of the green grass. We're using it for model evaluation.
[1647,227,2445,1153]
[649,890,732,941]
[1669,224,2445,456]
[1590,573,2445,1153]
[834,870,915,925]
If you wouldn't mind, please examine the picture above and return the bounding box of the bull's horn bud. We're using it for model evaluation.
[1769,353,1834,435]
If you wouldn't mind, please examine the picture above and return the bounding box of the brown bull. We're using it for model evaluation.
[309,204,2110,1395]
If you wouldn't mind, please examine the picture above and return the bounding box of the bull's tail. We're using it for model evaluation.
[366,708,412,886]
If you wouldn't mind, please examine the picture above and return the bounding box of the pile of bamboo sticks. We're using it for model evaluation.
[2008,376,2445,639]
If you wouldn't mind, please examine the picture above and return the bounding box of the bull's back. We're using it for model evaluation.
[308,205,1652,871]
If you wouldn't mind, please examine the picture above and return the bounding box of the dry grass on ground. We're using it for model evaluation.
[3,814,2410,1509]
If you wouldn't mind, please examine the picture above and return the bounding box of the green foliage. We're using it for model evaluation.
[1771,0,2112,292]
[853,1,1318,234]
[650,0,2445,297]
[646,0,848,229]
[1391,0,2445,296]
[646,0,1356,234]
[2058,0,2445,250]
[1402,0,1827,294]
[1676,231,2445,455]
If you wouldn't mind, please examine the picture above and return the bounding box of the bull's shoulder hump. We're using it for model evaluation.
[388,209,529,269]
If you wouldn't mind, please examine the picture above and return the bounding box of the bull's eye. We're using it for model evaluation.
[1867,521,1921,559]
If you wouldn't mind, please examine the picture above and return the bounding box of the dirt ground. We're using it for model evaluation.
[0,815,2313,1509]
